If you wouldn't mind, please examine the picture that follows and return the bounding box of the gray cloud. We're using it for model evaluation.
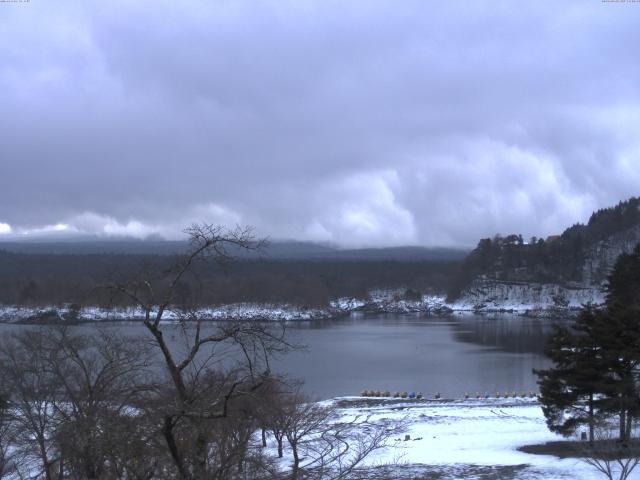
[1,0,639,247]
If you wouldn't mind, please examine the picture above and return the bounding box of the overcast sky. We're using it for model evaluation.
[1,1,639,247]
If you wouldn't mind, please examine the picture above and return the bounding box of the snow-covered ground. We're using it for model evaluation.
[271,397,610,479]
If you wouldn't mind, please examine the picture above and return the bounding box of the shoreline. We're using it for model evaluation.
[0,296,584,324]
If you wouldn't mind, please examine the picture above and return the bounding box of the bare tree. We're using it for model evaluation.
[0,327,155,480]
[43,327,153,480]
[276,388,402,480]
[106,224,293,480]
[255,376,296,459]
[0,394,19,479]
[581,423,640,480]
[283,395,330,479]
[0,330,62,480]
[0,223,401,480]
[301,415,401,480]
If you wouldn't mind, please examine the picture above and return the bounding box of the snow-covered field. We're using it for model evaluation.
[278,397,609,479]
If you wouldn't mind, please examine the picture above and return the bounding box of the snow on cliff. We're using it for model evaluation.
[453,279,604,314]
[455,224,640,313]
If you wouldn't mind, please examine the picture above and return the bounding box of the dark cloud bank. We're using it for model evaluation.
[1,1,639,247]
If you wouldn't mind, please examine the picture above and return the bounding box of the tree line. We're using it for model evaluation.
[0,251,457,309]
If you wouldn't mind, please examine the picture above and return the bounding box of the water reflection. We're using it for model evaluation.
[274,313,555,398]
[287,312,560,354]
[446,313,560,354]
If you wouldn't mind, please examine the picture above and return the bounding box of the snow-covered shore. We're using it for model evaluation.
[0,286,592,324]
[453,279,604,317]
[0,303,344,324]
[0,289,452,323]
[273,397,607,479]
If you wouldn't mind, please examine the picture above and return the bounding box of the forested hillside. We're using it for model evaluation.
[0,249,459,308]
[448,197,640,301]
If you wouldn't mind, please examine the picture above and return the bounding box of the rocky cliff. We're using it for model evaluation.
[581,224,640,285]
[453,279,603,314]
[452,197,640,314]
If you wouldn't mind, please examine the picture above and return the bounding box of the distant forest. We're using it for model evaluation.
[6,197,638,309]
[0,249,461,308]
[447,196,640,300]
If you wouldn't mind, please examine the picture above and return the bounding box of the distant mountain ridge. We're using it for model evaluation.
[449,196,640,312]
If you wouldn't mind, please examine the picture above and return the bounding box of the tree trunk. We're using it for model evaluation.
[619,406,627,442]
[588,393,594,445]
[238,441,248,475]
[291,443,299,480]
[277,437,283,458]
[193,431,208,480]
[144,322,188,400]
[83,441,99,480]
[38,434,53,480]
[262,427,267,448]
[162,415,190,480]
[56,457,64,480]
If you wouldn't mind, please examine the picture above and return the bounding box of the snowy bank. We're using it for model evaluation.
[270,397,612,479]
[0,285,600,324]
[0,291,453,324]
[452,279,604,317]
[0,303,346,324]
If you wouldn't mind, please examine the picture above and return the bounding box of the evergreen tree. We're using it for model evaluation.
[535,306,606,443]
[536,244,640,442]
[597,244,640,440]
[605,244,640,311]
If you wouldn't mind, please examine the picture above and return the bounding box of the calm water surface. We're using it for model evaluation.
[0,313,555,399]
[275,313,553,398]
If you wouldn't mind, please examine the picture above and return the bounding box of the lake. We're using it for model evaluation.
[0,312,555,400]
[273,312,554,399]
